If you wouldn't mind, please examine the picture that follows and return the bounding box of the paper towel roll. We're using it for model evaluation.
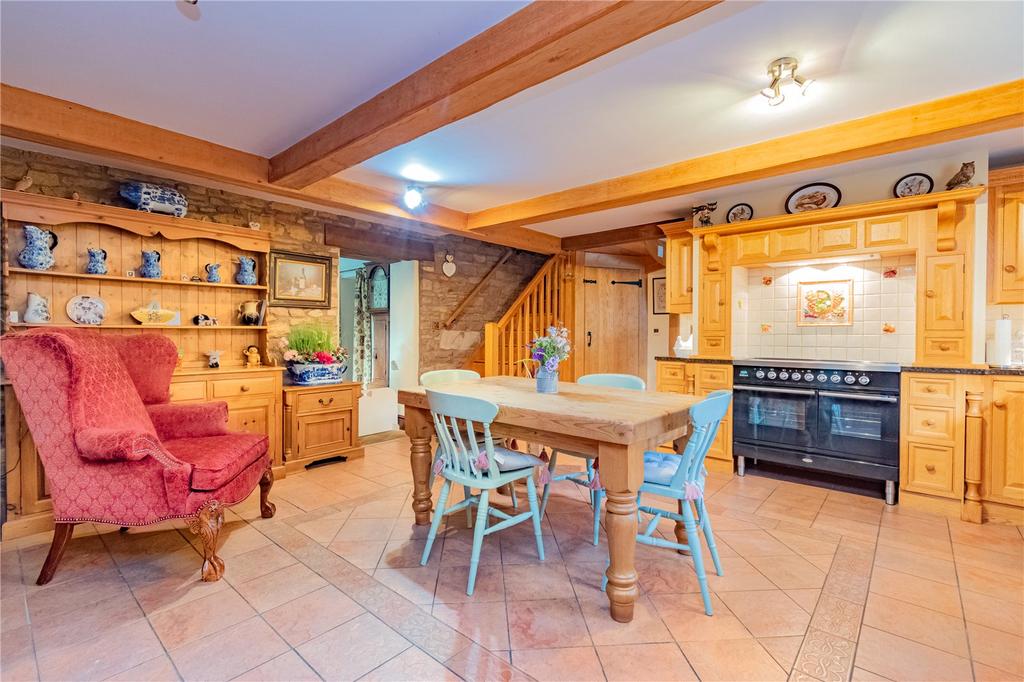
[992,317,1012,367]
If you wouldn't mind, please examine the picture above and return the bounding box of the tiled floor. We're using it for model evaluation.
[2,434,1022,682]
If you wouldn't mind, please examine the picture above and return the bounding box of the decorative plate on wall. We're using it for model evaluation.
[892,173,933,198]
[726,203,754,223]
[786,183,842,213]
[67,295,106,325]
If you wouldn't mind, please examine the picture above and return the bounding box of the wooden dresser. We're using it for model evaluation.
[282,383,364,473]
[655,358,733,473]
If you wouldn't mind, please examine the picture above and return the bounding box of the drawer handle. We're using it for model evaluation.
[686,286,693,293]
[925,289,936,298]
[923,419,936,427]
[994,399,1007,408]
[925,464,936,473]
[318,397,335,406]
[240,385,251,392]
[1006,264,1017,273]
[924,385,937,393]
[938,343,951,351]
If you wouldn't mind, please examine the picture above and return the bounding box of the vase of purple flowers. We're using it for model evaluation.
[530,326,571,394]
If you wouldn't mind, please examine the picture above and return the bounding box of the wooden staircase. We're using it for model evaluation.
[462,253,576,378]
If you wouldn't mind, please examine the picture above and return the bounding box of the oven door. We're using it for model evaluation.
[817,390,900,465]
[733,385,817,449]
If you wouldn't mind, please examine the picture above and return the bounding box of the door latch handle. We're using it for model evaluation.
[587,331,593,347]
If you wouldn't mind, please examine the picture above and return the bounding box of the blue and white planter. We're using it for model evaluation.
[288,362,347,386]
[120,182,189,218]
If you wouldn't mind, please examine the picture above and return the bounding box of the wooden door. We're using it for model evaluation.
[583,266,642,377]
[923,255,965,332]
[985,379,1024,505]
[700,272,727,332]
[994,186,1024,302]
[297,411,353,458]
[665,236,692,313]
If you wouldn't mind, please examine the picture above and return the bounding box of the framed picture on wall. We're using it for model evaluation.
[797,279,853,326]
[652,277,668,315]
[269,251,332,308]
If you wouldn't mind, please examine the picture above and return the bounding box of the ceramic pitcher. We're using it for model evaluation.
[17,225,58,270]
[238,300,261,325]
[24,292,51,323]
[236,256,257,285]
[85,248,108,275]
[205,262,222,283]
[139,250,162,279]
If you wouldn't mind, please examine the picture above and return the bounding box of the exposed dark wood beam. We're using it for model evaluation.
[561,221,677,251]
[268,1,721,188]
[324,222,435,263]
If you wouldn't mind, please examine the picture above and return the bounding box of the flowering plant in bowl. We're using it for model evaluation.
[529,326,571,393]
[279,324,349,385]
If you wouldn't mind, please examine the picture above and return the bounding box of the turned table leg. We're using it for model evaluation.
[600,442,644,623]
[404,406,435,525]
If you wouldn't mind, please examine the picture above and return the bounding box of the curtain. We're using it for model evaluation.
[352,267,374,387]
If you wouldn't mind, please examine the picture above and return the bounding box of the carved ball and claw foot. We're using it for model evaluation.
[187,500,226,582]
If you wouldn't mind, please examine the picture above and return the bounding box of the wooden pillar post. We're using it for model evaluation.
[962,390,984,523]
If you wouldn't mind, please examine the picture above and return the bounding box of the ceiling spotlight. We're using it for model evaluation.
[402,185,425,210]
[760,57,814,107]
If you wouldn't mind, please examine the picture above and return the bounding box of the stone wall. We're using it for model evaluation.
[0,147,546,369]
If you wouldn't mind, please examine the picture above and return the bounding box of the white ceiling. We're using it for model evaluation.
[0,0,527,156]
[340,0,1024,212]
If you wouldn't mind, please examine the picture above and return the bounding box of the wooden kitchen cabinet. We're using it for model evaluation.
[664,233,693,313]
[984,378,1024,507]
[655,359,732,473]
[988,166,1024,304]
[283,382,364,473]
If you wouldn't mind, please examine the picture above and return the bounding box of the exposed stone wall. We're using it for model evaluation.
[0,147,545,369]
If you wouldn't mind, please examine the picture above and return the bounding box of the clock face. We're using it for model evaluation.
[370,268,389,310]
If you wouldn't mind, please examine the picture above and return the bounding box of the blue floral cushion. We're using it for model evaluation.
[434,445,543,472]
[643,452,707,490]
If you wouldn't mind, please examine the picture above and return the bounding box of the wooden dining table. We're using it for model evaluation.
[398,376,700,623]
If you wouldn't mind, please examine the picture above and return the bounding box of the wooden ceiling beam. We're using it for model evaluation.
[0,84,558,253]
[268,0,721,188]
[324,222,435,263]
[560,220,680,251]
[467,79,1024,231]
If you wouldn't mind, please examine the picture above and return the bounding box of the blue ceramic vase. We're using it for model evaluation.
[139,250,162,279]
[536,366,559,394]
[85,248,108,275]
[236,256,257,285]
[17,225,58,271]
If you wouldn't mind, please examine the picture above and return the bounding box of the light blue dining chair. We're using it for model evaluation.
[601,389,731,616]
[419,389,546,595]
[538,373,646,545]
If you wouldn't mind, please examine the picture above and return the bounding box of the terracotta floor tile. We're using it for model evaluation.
[863,593,968,657]
[231,651,320,681]
[876,526,952,560]
[650,592,752,642]
[717,476,780,501]
[872,543,957,585]
[439,530,502,566]
[434,564,506,603]
[373,566,439,605]
[297,612,411,680]
[850,666,893,681]
[350,496,409,519]
[719,590,811,638]
[169,617,289,682]
[263,584,365,647]
[432,601,510,651]
[235,562,327,612]
[507,598,591,649]
[360,647,461,681]
[955,563,1024,603]
[576,584,672,646]
[759,635,804,671]
[125,548,232,614]
[707,492,771,514]
[746,554,827,590]
[596,642,698,681]
[952,543,1024,578]
[223,544,298,585]
[328,539,387,569]
[19,535,116,587]
[808,593,863,641]
[706,555,776,592]
[854,626,973,682]
[868,566,962,617]
[445,643,532,682]
[879,509,949,536]
[960,588,1024,637]
[389,519,432,542]
[637,557,702,594]
[792,627,856,682]
[334,517,398,543]
[104,654,180,682]
[503,562,574,601]
[1,625,37,682]
[30,590,144,656]
[149,587,256,649]
[718,530,797,558]
[768,528,839,557]
[499,533,559,565]
[36,617,164,682]
[26,570,131,622]
[785,588,821,614]
[293,511,351,545]
[512,646,605,682]
[967,621,1024,678]
[377,539,434,568]
[949,521,1024,556]
[811,514,880,542]
[680,638,787,681]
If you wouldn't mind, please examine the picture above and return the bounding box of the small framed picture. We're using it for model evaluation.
[786,183,842,213]
[270,251,331,308]
[892,173,933,198]
[652,277,668,315]
[125,269,136,278]
[726,203,754,223]
[797,279,853,326]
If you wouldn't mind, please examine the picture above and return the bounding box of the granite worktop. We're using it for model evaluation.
[902,365,1024,376]
[654,356,733,365]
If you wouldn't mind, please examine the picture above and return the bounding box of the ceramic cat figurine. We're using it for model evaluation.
[24,292,51,324]
[139,250,162,279]
[235,256,257,285]
[205,262,222,283]
[119,182,188,217]
[17,225,58,271]
[85,248,108,275]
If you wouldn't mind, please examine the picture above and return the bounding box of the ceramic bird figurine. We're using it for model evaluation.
[14,175,32,192]
[945,162,975,191]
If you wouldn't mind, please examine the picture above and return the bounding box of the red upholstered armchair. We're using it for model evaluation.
[0,328,275,584]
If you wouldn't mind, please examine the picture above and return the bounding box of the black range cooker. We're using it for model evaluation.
[732,359,901,504]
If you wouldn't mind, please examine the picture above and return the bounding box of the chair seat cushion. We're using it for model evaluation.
[434,445,544,472]
[643,451,708,490]
[164,433,268,492]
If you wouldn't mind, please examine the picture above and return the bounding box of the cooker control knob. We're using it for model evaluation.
[844,374,856,384]
[767,371,777,379]
[858,375,871,385]
[792,374,802,381]
[778,371,788,380]
[804,372,815,381]
[830,375,841,383]
[755,370,765,379]
[817,373,828,382]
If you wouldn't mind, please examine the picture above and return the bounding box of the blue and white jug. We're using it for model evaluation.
[120,182,188,218]
[17,225,58,271]
[139,250,162,279]
[85,248,108,275]
[205,262,221,283]
[235,256,257,285]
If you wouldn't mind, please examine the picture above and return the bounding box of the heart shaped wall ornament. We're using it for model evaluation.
[441,253,457,278]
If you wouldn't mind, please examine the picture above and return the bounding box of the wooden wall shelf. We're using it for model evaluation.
[6,267,268,291]
[7,323,267,330]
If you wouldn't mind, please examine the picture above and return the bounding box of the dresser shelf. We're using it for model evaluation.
[6,267,267,291]
[7,322,268,330]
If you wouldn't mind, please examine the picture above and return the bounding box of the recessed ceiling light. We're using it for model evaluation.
[760,57,815,107]
[402,185,425,210]
[400,163,441,183]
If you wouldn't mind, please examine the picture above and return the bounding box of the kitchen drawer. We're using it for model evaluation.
[701,336,727,354]
[658,363,686,381]
[169,380,207,402]
[906,376,957,406]
[907,405,955,441]
[212,376,277,398]
[905,442,956,497]
[296,388,355,415]
[920,337,966,362]
[697,365,731,390]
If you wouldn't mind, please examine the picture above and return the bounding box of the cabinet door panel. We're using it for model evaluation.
[865,215,910,248]
[226,403,269,436]
[924,255,965,331]
[700,273,727,332]
[298,412,353,457]
[665,236,693,313]
[986,380,1024,505]
[772,226,813,259]
[735,232,771,263]
[817,221,858,253]
[997,189,1024,298]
